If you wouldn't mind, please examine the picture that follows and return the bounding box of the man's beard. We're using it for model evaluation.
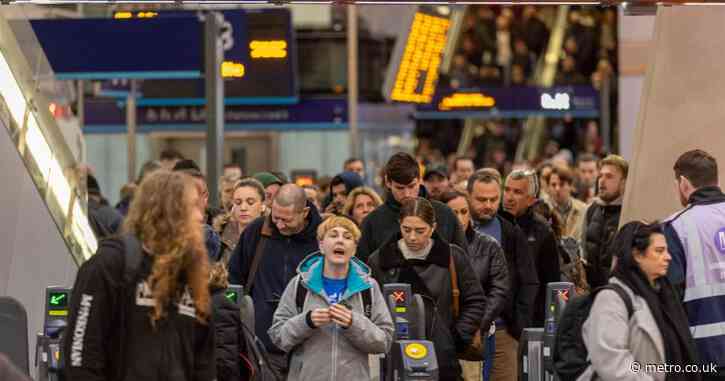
[599,190,621,203]
[472,208,495,224]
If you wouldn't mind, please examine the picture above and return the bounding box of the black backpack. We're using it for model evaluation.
[553,283,634,381]
[238,320,283,381]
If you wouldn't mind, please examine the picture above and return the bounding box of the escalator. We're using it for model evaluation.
[0,10,96,377]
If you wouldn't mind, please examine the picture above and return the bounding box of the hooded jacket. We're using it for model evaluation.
[581,197,622,288]
[62,238,216,381]
[464,226,510,333]
[322,171,364,213]
[227,201,322,354]
[500,208,560,327]
[356,186,467,263]
[367,233,486,381]
[268,253,394,381]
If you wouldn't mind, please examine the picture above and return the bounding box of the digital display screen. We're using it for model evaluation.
[384,6,451,104]
[48,291,68,308]
[225,291,239,304]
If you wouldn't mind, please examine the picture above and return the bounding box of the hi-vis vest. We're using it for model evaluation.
[667,202,725,366]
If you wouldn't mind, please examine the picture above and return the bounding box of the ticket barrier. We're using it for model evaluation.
[519,328,545,381]
[382,283,439,381]
[224,284,255,330]
[543,282,575,381]
[37,286,72,381]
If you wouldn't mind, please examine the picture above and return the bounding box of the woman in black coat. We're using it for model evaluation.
[367,197,487,381]
[442,190,509,380]
[209,263,245,381]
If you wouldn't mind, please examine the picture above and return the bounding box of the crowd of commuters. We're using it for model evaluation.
[59,144,725,381]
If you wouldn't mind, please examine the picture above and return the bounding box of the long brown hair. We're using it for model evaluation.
[124,170,211,325]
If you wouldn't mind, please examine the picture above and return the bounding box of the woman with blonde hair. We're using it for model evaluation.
[342,186,383,226]
[269,216,394,381]
[63,170,216,381]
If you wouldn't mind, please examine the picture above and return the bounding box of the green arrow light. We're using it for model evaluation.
[50,293,67,306]
[225,291,237,303]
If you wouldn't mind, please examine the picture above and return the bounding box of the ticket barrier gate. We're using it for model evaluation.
[224,284,254,330]
[383,283,439,381]
[37,286,72,381]
[543,282,575,381]
[518,282,576,381]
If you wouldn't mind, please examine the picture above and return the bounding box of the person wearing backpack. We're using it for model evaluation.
[209,262,245,381]
[268,216,394,381]
[62,170,216,381]
[228,184,323,378]
[367,197,487,381]
[573,221,699,381]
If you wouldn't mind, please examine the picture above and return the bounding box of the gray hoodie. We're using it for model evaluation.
[268,252,394,381]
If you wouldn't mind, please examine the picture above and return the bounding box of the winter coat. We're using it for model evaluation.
[501,208,560,328]
[464,226,510,333]
[62,237,216,381]
[228,201,322,354]
[356,187,467,263]
[268,253,394,381]
[579,278,666,381]
[553,198,587,239]
[0,354,30,381]
[478,214,539,340]
[581,197,622,288]
[88,198,123,240]
[367,233,486,381]
[211,288,243,381]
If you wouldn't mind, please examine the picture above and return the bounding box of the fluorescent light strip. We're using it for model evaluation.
[24,115,54,180]
[72,202,98,259]
[0,53,27,126]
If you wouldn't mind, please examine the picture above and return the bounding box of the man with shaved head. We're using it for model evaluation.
[228,183,322,377]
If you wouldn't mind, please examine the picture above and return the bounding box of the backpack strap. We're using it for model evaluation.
[294,277,373,319]
[295,278,308,314]
[597,284,634,318]
[245,218,272,294]
[122,234,144,286]
[449,250,461,320]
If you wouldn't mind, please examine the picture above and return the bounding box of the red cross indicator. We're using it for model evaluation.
[392,291,406,303]
[558,289,570,302]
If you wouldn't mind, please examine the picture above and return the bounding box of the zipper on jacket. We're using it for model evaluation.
[331,324,339,381]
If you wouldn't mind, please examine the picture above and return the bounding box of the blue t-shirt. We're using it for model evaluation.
[476,217,502,244]
[322,276,348,305]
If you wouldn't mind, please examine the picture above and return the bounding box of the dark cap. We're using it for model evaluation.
[423,165,448,181]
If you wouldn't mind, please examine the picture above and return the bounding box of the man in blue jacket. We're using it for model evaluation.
[665,149,725,379]
[228,184,322,377]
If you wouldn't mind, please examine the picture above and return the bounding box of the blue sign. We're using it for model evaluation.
[26,9,297,101]
[414,85,600,120]
[82,97,347,133]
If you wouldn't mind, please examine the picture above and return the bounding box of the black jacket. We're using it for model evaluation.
[367,233,486,381]
[211,288,244,381]
[478,214,539,340]
[501,209,561,328]
[227,201,322,354]
[464,226,510,333]
[88,198,123,240]
[583,200,622,288]
[63,238,216,381]
[357,187,467,263]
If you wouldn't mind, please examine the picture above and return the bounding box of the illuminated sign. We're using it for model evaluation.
[392,291,406,304]
[541,92,571,110]
[225,290,239,303]
[113,11,158,19]
[221,61,245,78]
[386,7,451,104]
[48,291,68,308]
[404,343,428,360]
[250,40,288,59]
[439,92,495,110]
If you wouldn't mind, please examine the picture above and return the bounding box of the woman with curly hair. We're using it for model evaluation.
[342,186,383,226]
[63,170,216,381]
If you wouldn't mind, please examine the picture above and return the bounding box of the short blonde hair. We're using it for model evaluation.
[342,187,383,218]
[317,215,361,242]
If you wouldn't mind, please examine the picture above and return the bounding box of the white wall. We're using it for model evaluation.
[0,124,77,377]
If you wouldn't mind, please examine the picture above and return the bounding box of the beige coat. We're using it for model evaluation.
[579,278,666,381]
[555,198,588,239]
